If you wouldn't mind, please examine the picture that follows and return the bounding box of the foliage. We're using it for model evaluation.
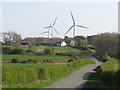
[9,48,24,54]
[2,47,11,54]
[84,58,119,88]
[44,48,51,54]
[1,31,22,45]
[11,58,18,63]
[93,32,119,58]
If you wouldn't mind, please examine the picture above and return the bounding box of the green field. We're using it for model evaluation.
[2,63,60,68]
[2,55,70,62]
[22,45,81,55]
[2,58,95,88]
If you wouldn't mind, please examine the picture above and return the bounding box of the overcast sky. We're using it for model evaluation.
[0,1,118,39]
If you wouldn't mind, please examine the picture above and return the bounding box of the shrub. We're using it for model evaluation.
[26,59,37,63]
[2,47,11,54]
[20,59,37,64]
[44,48,51,54]
[11,58,18,63]
[9,48,24,54]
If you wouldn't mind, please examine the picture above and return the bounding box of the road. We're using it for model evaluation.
[45,57,102,89]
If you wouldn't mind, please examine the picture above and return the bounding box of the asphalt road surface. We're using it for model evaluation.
[46,57,102,89]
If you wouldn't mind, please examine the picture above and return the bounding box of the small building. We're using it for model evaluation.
[61,41,67,47]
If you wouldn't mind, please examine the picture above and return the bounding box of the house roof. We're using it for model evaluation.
[21,37,64,44]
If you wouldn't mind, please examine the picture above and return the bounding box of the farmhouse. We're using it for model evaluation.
[21,37,66,46]
[61,41,67,47]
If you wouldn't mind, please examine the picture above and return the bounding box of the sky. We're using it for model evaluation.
[0,1,118,39]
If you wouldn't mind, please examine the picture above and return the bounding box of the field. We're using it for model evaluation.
[2,58,95,88]
[2,45,94,88]
[2,55,70,62]
[2,63,60,68]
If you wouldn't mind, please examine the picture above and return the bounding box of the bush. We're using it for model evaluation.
[26,59,37,63]
[20,59,37,64]
[2,47,11,54]
[44,48,51,54]
[11,58,18,63]
[9,48,24,54]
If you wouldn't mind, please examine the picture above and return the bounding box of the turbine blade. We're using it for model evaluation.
[44,26,52,28]
[76,25,88,29]
[65,25,74,35]
[52,17,57,26]
[49,32,52,36]
[70,11,75,24]
[40,31,48,34]
[54,28,59,35]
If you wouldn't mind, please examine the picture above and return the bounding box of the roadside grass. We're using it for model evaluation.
[2,55,70,62]
[2,58,95,88]
[84,58,119,88]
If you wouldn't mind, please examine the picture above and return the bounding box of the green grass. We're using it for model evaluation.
[84,58,119,88]
[2,58,95,88]
[37,45,81,54]
[2,55,70,62]
[101,58,118,72]
[2,63,60,68]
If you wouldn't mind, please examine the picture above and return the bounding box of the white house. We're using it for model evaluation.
[61,41,67,47]
[70,40,76,46]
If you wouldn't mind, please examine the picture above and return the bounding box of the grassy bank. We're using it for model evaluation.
[2,58,95,88]
[84,58,119,88]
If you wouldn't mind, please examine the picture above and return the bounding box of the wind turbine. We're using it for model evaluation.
[40,31,50,38]
[65,11,88,38]
[40,23,52,38]
[44,17,59,38]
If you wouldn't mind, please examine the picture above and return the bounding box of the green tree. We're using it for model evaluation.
[93,32,119,58]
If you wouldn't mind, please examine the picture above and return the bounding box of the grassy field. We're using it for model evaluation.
[2,55,70,62]
[84,58,119,88]
[2,63,60,68]
[2,58,95,88]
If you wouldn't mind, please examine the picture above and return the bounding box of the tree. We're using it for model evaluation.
[93,32,119,58]
[64,36,73,44]
[1,31,22,45]
[74,36,87,47]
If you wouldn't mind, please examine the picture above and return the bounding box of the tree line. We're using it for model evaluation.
[93,32,119,59]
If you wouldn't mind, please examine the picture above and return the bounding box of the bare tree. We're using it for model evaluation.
[1,31,22,45]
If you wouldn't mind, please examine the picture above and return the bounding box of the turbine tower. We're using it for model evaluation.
[65,11,88,38]
[44,17,59,38]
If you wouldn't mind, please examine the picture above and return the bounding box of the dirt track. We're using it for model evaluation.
[45,57,102,89]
